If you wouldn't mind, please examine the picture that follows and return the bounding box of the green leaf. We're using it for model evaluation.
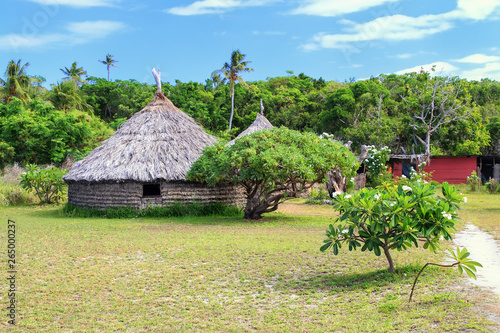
[333,243,339,255]
[462,266,477,280]
[320,242,332,252]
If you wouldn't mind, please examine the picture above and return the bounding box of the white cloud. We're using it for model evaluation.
[303,14,453,50]
[394,62,459,75]
[66,21,127,38]
[290,0,400,17]
[26,0,120,7]
[454,53,500,63]
[0,33,64,50]
[394,53,413,59]
[0,20,126,51]
[460,62,500,80]
[452,0,500,19]
[165,0,272,16]
[300,0,500,52]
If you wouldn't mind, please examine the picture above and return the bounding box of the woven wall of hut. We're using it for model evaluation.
[67,182,246,209]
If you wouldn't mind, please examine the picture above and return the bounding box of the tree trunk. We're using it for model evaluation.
[229,84,235,130]
[424,129,432,161]
[243,192,281,220]
[383,246,395,274]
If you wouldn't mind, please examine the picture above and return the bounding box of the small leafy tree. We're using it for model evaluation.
[20,165,67,204]
[321,179,467,273]
[188,127,359,219]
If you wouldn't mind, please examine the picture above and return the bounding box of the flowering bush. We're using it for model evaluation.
[485,178,499,194]
[466,171,480,192]
[321,177,467,273]
[364,146,391,187]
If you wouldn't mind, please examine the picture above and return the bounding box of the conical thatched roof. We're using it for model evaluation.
[227,112,274,146]
[64,91,217,183]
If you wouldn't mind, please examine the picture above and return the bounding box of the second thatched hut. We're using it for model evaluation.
[227,100,274,146]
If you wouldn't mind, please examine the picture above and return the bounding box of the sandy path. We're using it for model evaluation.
[453,223,500,298]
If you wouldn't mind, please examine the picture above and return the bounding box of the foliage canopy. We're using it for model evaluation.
[188,127,359,219]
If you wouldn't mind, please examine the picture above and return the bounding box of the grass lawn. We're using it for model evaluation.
[456,191,500,240]
[0,195,499,332]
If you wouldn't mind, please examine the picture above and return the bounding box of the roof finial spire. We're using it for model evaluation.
[152,68,161,91]
[260,99,264,115]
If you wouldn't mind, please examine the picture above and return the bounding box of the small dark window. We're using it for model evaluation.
[143,183,161,197]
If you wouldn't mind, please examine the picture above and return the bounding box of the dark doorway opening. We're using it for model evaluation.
[143,183,161,197]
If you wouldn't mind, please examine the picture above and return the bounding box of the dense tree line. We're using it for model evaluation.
[1,58,499,167]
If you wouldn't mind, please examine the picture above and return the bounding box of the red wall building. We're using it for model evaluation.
[392,156,476,184]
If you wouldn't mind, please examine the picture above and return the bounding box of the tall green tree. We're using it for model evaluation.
[188,127,358,219]
[60,62,88,85]
[0,60,32,104]
[98,54,118,81]
[213,50,253,130]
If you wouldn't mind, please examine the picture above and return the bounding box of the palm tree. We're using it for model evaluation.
[48,81,92,112]
[98,54,118,81]
[60,62,88,85]
[210,72,227,90]
[213,50,253,130]
[0,60,32,103]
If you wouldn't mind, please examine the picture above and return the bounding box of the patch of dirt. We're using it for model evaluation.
[277,202,336,217]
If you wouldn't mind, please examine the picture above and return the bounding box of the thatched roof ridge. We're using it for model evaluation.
[64,91,217,183]
[227,112,274,146]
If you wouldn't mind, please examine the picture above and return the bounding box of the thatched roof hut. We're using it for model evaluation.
[65,92,215,183]
[227,100,274,146]
[64,88,245,209]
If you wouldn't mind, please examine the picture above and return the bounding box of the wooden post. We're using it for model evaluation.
[152,68,161,91]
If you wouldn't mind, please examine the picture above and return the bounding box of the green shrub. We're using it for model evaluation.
[20,165,67,204]
[0,183,36,206]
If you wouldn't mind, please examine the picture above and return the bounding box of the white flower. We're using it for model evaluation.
[331,192,340,198]
[463,197,467,203]
[344,194,352,199]
[441,211,452,220]
[401,175,406,179]
[374,194,381,200]
[341,229,349,234]
[389,201,395,207]
[402,185,412,191]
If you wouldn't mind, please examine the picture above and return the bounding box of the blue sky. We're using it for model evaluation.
[1,0,500,87]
